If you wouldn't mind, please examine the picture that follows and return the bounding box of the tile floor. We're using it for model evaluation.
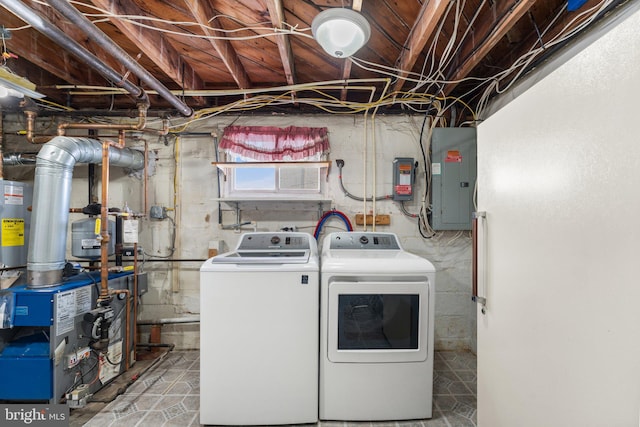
[80,350,476,427]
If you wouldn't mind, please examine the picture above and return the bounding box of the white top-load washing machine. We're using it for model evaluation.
[320,232,436,421]
[200,232,319,425]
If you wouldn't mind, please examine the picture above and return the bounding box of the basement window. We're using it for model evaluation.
[217,126,330,199]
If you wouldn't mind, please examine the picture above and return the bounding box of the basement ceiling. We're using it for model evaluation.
[0,0,629,122]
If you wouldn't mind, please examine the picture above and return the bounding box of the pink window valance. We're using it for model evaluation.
[219,125,330,161]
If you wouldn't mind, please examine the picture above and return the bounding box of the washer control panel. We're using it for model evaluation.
[328,232,401,250]
[238,232,310,250]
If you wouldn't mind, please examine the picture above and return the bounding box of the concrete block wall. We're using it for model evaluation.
[1,113,475,352]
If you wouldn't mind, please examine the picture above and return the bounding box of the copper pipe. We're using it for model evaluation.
[24,110,35,143]
[97,131,131,302]
[98,141,111,303]
[0,112,3,179]
[139,119,169,137]
[28,102,159,144]
[133,242,139,355]
[21,106,52,144]
[144,140,149,215]
[110,289,131,370]
[23,110,44,144]
[58,102,149,136]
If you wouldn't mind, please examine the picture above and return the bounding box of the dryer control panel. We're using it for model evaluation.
[328,232,401,250]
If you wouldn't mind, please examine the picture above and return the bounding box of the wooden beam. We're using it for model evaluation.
[392,0,450,93]
[266,0,296,85]
[89,0,205,93]
[0,13,94,86]
[183,0,252,89]
[444,0,538,95]
[340,0,363,101]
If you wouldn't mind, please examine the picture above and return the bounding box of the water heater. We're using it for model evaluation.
[0,180,33,268]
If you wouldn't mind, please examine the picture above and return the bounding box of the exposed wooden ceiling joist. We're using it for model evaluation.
[340,0,363,101]
[444,0,539,95]
[0,0,621,115]
[89,0,205,93]
[182,0,252,90]
[266,0,296,86]
[392,0,451,93]
[1,12,91,87]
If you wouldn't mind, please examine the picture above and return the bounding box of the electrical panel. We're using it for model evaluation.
[392,157,415,201]
[431,128,477,230]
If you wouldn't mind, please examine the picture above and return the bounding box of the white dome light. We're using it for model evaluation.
[311,8,371,58]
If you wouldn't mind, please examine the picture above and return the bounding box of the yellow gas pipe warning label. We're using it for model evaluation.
[2,218,25,247]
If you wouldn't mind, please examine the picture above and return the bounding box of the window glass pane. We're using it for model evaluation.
[279,167,320,191]
[234,167,276,190]
[337,294,419,350]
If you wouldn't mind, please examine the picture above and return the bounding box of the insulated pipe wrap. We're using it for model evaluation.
[27,137,144,287]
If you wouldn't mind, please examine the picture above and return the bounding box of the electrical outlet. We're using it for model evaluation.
[281,225,297,232]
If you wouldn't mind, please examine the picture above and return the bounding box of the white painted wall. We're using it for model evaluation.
[477,4,640,426]
[2,114,475,351]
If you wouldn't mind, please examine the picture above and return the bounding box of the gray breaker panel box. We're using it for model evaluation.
[431,128,477,230]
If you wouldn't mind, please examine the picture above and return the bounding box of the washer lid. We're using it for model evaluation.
[210,249,311,264]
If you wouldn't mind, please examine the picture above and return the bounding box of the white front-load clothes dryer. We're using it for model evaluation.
[200,232,319,425]
[320,232,436,421]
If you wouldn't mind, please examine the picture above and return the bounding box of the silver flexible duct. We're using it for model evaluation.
[27,136,144,288]
[3,154,37,165]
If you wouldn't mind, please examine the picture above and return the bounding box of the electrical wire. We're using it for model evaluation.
[336,161,392,202]
[475,0,615,116]
[103,348,122,366]
[29,0,314,42]
[11,0,615,122]
[143,215,176,259]
[399,201,418,218]
[86,351,103,386]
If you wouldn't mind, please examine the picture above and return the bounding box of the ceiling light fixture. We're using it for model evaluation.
[0,66,45,99]
[311,8,371,58]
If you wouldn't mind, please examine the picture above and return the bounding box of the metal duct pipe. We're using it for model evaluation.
[3,153,37,165]
[137,316,201,326]
[0,0,145,102]
[46,0,194,117]
[27,136,144,288]
[0,111,3,179]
